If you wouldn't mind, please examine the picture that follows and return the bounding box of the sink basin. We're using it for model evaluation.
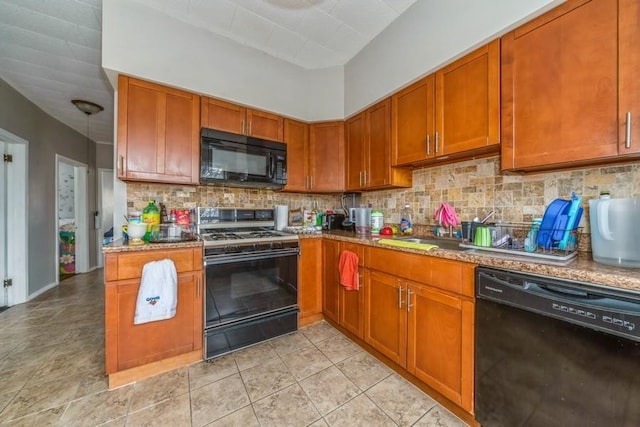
[392,236,464,251]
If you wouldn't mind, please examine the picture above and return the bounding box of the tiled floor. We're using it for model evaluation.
[0,269,469,426]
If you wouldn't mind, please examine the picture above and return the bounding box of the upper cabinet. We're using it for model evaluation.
[346,98,412,191]
[282,118,309,192]
[392,40,500,167]
[308,121,345,192]
[117,76,200,185]
[501,0,640,172]
[201,97,284,142]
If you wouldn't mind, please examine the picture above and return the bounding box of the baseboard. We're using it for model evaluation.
[28,281,58,300]
[108,349,202,389]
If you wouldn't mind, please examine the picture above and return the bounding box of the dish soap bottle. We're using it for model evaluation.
[400,204,413,235]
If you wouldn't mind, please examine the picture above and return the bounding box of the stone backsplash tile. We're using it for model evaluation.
[127,156,640,244]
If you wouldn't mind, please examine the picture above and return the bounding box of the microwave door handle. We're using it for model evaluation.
[268,153,275,179]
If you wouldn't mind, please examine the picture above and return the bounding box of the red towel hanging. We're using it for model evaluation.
[338,250,359,291]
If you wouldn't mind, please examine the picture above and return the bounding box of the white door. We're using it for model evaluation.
[0,129,28,307]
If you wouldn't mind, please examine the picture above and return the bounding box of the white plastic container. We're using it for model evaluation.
[589,197,640,267]
[371,210,384,235]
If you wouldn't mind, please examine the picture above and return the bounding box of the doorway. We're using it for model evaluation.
[0,128,28,308]
[55,155,88,283]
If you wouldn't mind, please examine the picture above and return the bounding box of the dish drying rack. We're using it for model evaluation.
[459,222,582,262]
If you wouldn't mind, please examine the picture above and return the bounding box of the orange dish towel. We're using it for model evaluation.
[339,250,359,291]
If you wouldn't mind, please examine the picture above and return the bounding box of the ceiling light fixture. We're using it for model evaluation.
[71,99,104,116]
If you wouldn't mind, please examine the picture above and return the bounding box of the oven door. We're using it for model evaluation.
[204,249,298,328]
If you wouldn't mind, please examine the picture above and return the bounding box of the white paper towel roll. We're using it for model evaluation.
[275,205,289,230]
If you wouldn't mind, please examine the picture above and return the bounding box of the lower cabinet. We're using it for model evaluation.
[299,238,323,326]
[322,239,365,340]
[104,247,203,382]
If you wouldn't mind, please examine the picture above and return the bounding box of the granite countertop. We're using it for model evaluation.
[102,239,203,253]
[314,231,640,293]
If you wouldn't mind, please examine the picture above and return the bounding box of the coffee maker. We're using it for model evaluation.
[341,193,361,232]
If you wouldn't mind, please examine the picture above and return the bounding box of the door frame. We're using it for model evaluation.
[97,168,114,268]
[0,128,28,306]
[55,154,89,283]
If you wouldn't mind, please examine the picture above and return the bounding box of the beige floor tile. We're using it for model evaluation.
[270,330,313,356]
[252,384,320,427]
[126,392,192,427]
[301,321,340,344]
[59,385,133,427]
[336,351,393,391]
[324,394,396,427]
[190,373,250,426]
[366,374,437,426]
[2,404,66,426]
[205,405,260,427]
[315,333,362,364]
[0,389,18,414]
[129,367,189,412]
[0,373,83,421]
[413,405,467,427]
[309,418,329,426]
[189,354,238,391]
[280,345,332,380]
[232,341,278,371]
[240,357,297,402]
[299,366,361,416]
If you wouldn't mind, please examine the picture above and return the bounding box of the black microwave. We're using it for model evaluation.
[200,128,287,189]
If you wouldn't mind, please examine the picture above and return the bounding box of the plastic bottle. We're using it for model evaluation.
[400,204,413,235]
[524,218,542,252]
[142,201,160,241]
[599,191,611,199]
[371,210,384,235]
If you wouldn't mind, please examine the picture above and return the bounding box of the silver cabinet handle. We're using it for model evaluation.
[359,171,363,187]
[435,131,439,153]
[196,276,201,299]
[118,155,124,175]
[249,120,252,136]
[398,285,404,309]
[242,119,246,135]
[310,175,314,189]
[626,112,632,149]
[363,170,367,186]
[407,288,414,312]
[426,134,430,155]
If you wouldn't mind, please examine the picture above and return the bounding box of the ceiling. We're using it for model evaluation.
[0,0,416,144]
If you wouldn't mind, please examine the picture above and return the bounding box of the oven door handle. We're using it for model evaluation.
[205,248,299,265]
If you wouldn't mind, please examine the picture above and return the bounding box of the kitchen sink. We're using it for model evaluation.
[393,236,465,251]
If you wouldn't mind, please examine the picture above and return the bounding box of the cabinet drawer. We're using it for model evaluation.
[366,247,475,297]
[105,248,202,282]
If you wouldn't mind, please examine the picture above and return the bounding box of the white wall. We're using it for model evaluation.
[102,0,344,121]
[344,0,564,116]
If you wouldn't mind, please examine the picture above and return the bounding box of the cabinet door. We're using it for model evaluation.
[282,118,309,192]
[309,121,345,192]
[200,97,245,134]
[345,112,367,191]
[392,75,435,166]
[619,0,640,156]
[364,270,407,367]
[435,40,500,157]
[367,98,393,188]
[407,284,474,413]
[501,0,619,171]
[106,271,203,373]
[322,239,341,324]
[247,109,284,142]
[299,238,323,326]
[117,76,200,184]
[339,242,365,339]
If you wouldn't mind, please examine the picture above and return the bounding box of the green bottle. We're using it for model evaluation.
[142,201,160,242]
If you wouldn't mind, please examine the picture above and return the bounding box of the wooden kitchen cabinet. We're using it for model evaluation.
[339,242,365,339]
[308,121,345,192]
[104,246,203,388]
[364,246,475,413]
[435,39,500,157]
[201,96,284,142]
[299,238,323,327]
[282,118,309,192]
[117,75,200,184]
[346,98,412,191]
[322,239,340,324]
[501,0,640,172]
[392,40,500,167]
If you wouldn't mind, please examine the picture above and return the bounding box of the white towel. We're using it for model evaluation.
[134,259,178,325]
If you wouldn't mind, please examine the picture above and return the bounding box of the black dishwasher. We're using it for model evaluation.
[475,267,640,427]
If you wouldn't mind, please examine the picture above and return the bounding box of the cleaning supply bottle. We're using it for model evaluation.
[400,204,413,235]
[371,210,384,235]
[142,200,160,241]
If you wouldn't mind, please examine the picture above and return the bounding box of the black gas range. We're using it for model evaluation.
[197,207,299,359]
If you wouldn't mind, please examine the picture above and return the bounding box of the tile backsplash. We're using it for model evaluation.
[128,156,640,235]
